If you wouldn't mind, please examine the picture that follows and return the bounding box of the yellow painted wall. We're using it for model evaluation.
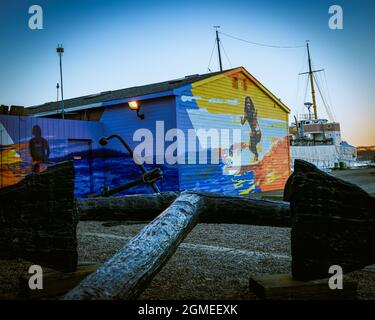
[191,70,288,122]
[177,68,291,194]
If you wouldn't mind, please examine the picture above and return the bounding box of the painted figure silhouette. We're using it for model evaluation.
[240,96,262,161]
[29,125,50,172]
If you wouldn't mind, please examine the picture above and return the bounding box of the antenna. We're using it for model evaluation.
[214,26,223,72]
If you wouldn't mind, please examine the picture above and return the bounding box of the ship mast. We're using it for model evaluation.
[307,42,318,120]
[299,42,324,120]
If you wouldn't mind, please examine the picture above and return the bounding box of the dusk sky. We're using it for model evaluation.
[0,0,374,146]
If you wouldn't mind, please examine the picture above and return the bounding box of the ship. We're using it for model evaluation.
[289,42,357,170]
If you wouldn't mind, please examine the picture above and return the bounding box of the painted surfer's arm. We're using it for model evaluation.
[240,115,246,125]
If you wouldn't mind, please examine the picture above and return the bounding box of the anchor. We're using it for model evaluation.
[94,134,162,197]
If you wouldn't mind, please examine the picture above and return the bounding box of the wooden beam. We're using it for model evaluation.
[78,192,179,221]
[64,192,206,300]
[78,191,290,227]
[197,191,290,227]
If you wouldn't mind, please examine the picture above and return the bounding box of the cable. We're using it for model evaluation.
[207,38,217,72]
[311,61,335,122]
[299,49,308,74]
[295,49,308,111]
[219,31,305,49]
[313,73,335,122]
[220,41,232,68]
[322,70,335,120]
[295,74,301,112]
[304,75,309,105]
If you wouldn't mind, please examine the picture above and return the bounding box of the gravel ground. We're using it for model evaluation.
[1,221,375,300]
[78,222,292,300]
[330,168,375,196]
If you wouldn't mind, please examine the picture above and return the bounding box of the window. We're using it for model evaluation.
[232,77,238,89]
[242,79,247,91]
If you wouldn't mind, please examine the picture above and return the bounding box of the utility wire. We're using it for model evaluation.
[207,38,217,72]
[220,40,232,68]
[219,31,305,49]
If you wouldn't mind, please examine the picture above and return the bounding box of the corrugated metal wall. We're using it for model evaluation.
[175,70,290,195]
[99,96,179,194]
[0,115,105,197]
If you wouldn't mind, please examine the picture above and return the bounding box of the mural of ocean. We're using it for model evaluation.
[72,154,179,198]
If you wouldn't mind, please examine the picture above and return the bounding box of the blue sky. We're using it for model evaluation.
[0,0,374,146]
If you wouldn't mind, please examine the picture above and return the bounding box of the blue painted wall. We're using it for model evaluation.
[0,115,105,198]
[99,96,179,195]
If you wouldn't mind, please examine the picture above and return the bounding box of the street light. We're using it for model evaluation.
[56,44,65,119]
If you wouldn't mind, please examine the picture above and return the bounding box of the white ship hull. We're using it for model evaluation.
[290,144,357,170]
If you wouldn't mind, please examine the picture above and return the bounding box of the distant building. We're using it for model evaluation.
[357,146,375,162]
[1,67,291,198]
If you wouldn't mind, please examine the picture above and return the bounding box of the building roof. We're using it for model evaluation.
[27,70,229,116]
[27,67,290,116]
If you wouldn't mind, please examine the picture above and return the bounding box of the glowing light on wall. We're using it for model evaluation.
[128,100,144,120]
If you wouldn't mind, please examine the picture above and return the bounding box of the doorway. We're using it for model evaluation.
[68,139,94,196]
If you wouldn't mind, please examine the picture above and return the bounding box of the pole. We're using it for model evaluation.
[57,44,65,119]
[307,42,318,120]
[56,83,59,102]
[215,27,223,72]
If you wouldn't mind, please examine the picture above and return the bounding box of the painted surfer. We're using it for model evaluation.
[29,125,50,172]
[240,96,262,161]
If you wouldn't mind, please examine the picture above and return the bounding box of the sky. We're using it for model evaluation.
[0,0,374,146]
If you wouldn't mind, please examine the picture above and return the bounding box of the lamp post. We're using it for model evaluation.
[56,44,65,119]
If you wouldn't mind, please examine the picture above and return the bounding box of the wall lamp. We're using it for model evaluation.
[128,100,145,120]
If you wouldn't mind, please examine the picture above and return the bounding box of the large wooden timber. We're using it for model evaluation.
[0,161,78,272]
[286,159,375,281]
[78,191,179,221]
[64,192,206,300]
[78,191,291,227]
